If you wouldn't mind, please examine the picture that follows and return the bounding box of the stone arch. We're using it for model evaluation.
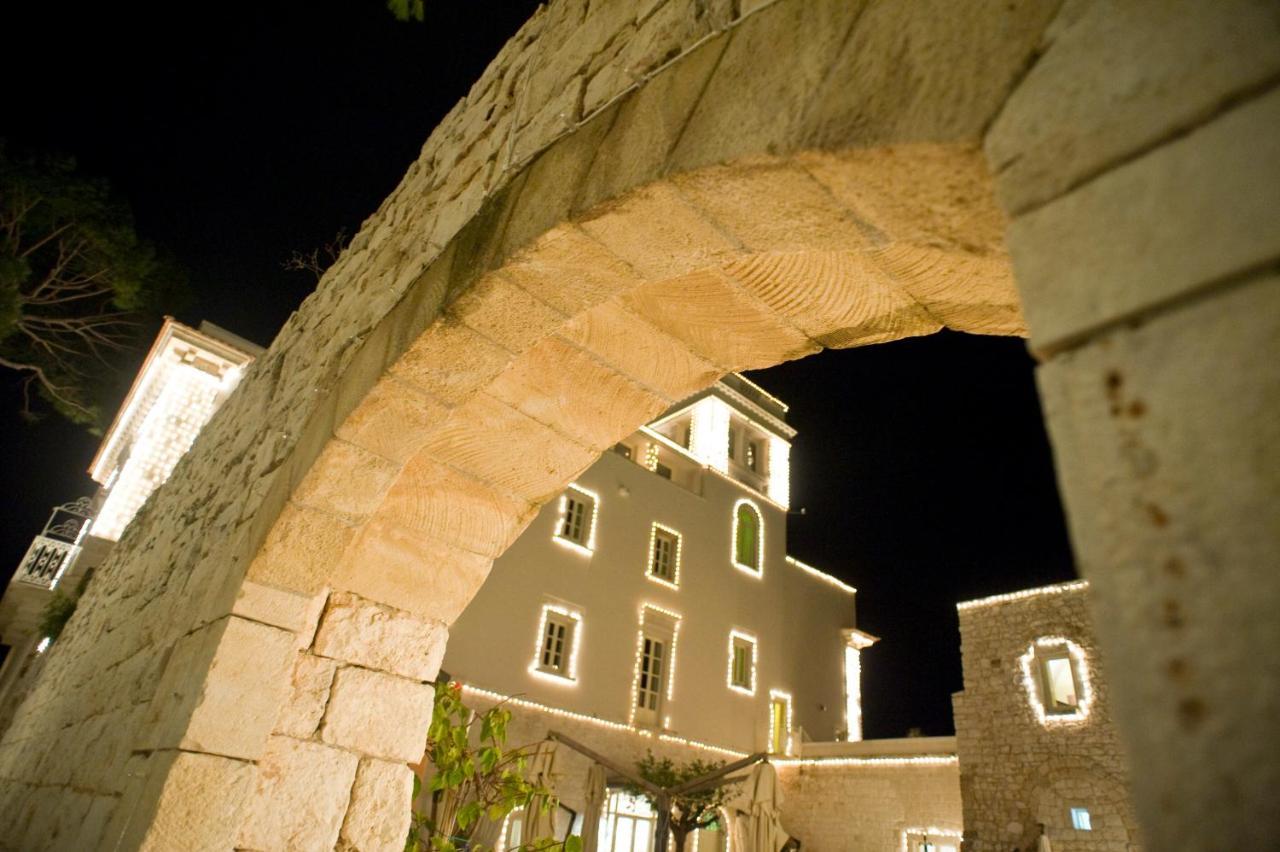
[0,1,1274,850]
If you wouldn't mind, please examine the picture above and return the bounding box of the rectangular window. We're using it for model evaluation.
[649,526,680,586]
[1070,807,1092,831]
[613,443,633,460]
[531,605,581,681]
[728,631,756,694]
[637,636,665,714]
[745,440,761,472]
[655,462,672,480]
[555,486,597,553]
[1041,651,1080,713]
[769,691,792,754]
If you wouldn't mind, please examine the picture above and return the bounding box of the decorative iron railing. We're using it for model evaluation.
[10,497,94,590]
[14,536,81,589]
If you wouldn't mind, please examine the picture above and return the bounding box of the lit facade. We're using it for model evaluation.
[443,374,870,757]
[0,320,261,736]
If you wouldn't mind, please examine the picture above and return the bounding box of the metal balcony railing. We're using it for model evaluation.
[10,497,94,590]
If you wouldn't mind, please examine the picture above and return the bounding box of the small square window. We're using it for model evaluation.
[1070,807,1092,831]
[649,526,680,586]
[555,487,597,552]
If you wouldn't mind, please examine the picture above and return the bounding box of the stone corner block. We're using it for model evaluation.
[340,758,416,852]
[313,591,448,681]
[119,750,255,852]
[237,735,360,852]
[321,667,433,763]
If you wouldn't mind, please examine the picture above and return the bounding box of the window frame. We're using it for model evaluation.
[553,484,599,555]
[732,499,764,576]
[727,630,757,695]
[1019,636,1092,725]
[528,603,583,684]
[646,523,682,589]
[768,689,793,754]
[631,605,681,728]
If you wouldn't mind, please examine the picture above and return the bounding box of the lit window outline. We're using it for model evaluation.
[727,630,757,696]
[899,827,963,852]
[528,603,583,685]
[646,523,682,589]
[1020,636,1093,725]
[552,484,599,556]
[1070,807,1092,831]
[731,498,764,577]
[768,689,793,754]
[628,603,682,727]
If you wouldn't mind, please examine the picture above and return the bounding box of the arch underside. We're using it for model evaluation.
[251,142,1022,625]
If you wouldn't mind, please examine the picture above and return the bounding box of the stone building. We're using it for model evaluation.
[954,582,1142,852]
[0,2,1272,850]
[0,319,260,737]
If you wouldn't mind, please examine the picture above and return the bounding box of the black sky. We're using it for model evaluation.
[2,1,1075,738]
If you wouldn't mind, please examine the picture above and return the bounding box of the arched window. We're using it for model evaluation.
[733,501,762,573]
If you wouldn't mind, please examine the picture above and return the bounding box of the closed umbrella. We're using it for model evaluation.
[522,740,560,842]
[729,762,790,852]
[580,763,607,852]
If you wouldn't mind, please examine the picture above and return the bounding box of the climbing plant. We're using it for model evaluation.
[407,681,581,852]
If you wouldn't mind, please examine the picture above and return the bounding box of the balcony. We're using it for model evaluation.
[13,537,81,590]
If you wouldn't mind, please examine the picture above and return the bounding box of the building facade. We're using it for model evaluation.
[953,582,1143,852]
[0,320,261,734]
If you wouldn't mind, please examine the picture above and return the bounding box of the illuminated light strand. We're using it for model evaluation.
[687,396,731,473]
[712,381,794,438]
[527,603,584,685]
[843,645,862,742]
[1019,636,1093,726]
[35,637,51,655]
[627,604,683,726]
[785,556,856,595]
[637,425,790,512]
[551,483,600,556]
[459,684,745,758]
[957,580,1089,612]
[645,443,660,472]
[645,523,683,590]
[774,755,959,768]
[731,373,789,414]
[768,689,794,754]
[731,498,765,578]
[900,826,965,852]
[767,434,790,509]
[726,629,758,696]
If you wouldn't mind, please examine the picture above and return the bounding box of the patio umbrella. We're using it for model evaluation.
[522,739,560,842]
[728,762,790,852]
[580,763,607,852]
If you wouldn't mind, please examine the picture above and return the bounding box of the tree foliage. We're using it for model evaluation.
[408,681,581,852]
[387,0,425,23]
[626,752,736,852]
[0,142,183,427]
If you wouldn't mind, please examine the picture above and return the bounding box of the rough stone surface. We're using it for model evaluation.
[125,750,254,852]
[237,735,359,852]
[954,584,1142,851]
[988,0,1280,214]
[1009,85,1280,352]
[313,592,448,681]
[1036,274,1280,851]
[274,652,337,739]
[339,758,415,852]
[321,667,434,763]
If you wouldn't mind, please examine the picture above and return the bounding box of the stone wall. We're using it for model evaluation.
[953,584,1141,852]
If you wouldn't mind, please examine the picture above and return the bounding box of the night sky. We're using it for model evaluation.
[2,1,1075,738]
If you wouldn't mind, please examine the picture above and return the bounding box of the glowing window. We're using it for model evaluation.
[554,486,598,554]
[729,633,756,693]
[768,691,792,753]
[745,440,761,472]
[637,637,666,716]
[1040,649,1081,714]
[1071,807,1092,831]
[649,526,680,585]
[734,503,762,572]
[540,615,573,674]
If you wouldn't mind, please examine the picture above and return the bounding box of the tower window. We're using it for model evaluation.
[733,501,763,574]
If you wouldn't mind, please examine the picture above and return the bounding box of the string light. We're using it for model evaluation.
[35,637,51,655]
[628,604,683,726]
[774,755,959,768]
[644,443,660,472]
[768,689,793,754]
[645,523,682,589]
[551,484,600,556]
[687,397,731,473]
[900,826,964,852]
[1019,636,1093,726]
[843,645,862,742]
[766,435,790,508]
[957,580,1089,612]
[731,499,765,577]
[726,630,758,696]
[785,556,856,595]
[527,603,583,685]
